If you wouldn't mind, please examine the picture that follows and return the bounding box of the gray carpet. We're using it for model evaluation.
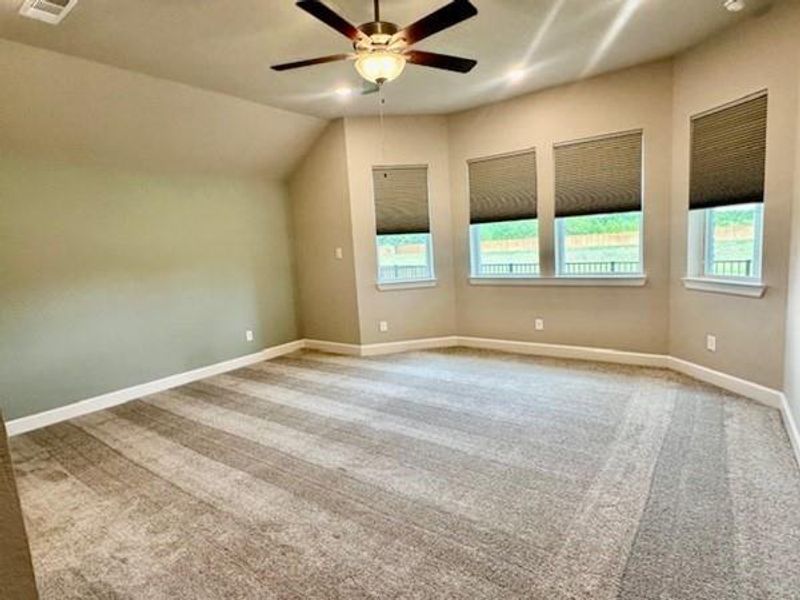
[10,348,800,599]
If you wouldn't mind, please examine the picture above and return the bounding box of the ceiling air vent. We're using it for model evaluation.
[19,0,78,25]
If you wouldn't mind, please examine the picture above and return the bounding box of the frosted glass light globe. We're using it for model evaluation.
[355,51,406,84]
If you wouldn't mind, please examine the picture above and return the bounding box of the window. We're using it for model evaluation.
[468,149,538,277]
[689,203,763,280]
[377,233,433,282]
[373,165,434,284]
[556,212,642,275]
[471,219,539,277]
[687,93,767,282]
[705,204,763,278]
[554,130,643,276]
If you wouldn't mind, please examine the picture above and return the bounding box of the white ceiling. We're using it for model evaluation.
[0,0,776,119]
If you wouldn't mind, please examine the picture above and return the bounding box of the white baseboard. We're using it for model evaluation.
[260,340,306,360]
[779,394,800,468]
[456,336,668,368]
[359,336,459,356]
[6,340,304,436]
[5,335,790,448]
[307,334,783,411]
[309,335,793,463]
[305,336,459,357]
[303,339,361,356]
[455,338,785,410]
[666,356,783,409]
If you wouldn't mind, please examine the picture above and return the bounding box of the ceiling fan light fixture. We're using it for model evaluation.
[272,1,478,83]
[355,50,407,84]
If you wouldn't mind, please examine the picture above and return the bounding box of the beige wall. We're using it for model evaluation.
[290,121,361,344]
[0,154,299,421]
[447,61,673,353]
[343,117,457,344]
[669,2,800,390]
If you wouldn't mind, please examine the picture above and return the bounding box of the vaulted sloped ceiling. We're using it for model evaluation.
[0,0,774,119]
[0,38,325,178]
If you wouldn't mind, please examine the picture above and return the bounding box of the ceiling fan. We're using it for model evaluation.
[272,0,478,87]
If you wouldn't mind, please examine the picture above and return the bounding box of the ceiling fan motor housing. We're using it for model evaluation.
[358,21,399,38]
[356,20,402,51]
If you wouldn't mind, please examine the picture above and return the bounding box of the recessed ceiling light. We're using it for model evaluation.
[723,0,746,12]
[335,87,353,98]
[507,69,525,83]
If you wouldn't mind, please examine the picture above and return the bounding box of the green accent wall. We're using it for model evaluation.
[0,155,299,420]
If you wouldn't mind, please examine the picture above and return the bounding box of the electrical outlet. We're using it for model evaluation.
[379,320,389,332]
[245,330,254,342]
[334,247,343,260]
[534,318,545,331]
[706,334,716,352]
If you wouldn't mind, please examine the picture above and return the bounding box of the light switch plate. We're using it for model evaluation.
[706,334,716,352]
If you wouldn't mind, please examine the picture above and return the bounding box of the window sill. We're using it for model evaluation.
[682,277,765,298]
[377,279,438,291]
[469,275,647,287]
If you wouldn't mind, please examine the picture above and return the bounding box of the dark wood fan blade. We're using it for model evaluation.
[271,53,353,71]
[405,50,477,73]
[394,0,477,46]
[296,0,363,41]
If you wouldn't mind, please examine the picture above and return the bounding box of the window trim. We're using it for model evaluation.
[469,224,482,277]
[373,162,435,285]
[376,278,438,292]
[469,275,646,287]
[554,211,645,278]
[469,219,540,279]
[681,276,765,298]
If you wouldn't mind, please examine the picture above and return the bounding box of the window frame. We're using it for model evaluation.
[469,218,540,279]
[552,129,645,280]
[554,211,645,278]
[683,91,767,298]
[372,163,436,289]
[466,147,539,280]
